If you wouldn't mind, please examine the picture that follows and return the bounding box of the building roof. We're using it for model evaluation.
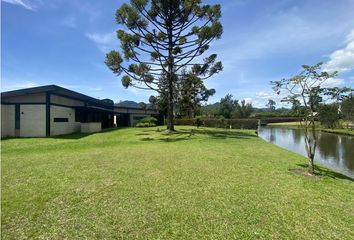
[1,85,113,107]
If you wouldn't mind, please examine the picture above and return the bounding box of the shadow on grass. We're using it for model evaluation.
[139,128,257,143]
[296,163,354,181]
[50,128,122,140]
[141,137,155,141]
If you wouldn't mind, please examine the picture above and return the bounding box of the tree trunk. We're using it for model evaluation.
[308,154,315,175]
[166,78,175,131]
[166,8,175,132]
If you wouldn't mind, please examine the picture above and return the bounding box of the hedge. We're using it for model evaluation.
[174,118,258,129]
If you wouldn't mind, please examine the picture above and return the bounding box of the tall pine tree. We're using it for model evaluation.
[105,0,223,131]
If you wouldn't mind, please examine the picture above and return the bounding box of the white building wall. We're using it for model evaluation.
[50,105,80,136]
[1,104,15,137]
[20,105,46,137]
[81,122,101,133]
[51,95,84,107]
[4,93,45,103]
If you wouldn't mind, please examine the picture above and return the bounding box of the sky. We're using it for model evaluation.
[2,0,354,107]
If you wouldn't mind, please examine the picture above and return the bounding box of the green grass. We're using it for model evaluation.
[2,126,354,239]
[321,128,354,136]
[267,121,302,126]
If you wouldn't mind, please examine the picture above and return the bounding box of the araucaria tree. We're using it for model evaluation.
[105,0,223,131]
[272,63,337,175]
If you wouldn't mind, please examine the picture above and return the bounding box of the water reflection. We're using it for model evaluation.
[258,126,354,178]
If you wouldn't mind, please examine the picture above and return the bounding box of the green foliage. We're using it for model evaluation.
[136,122,156,127]
[272,62,339,174]
[219,94,235,118]
[138,102,147,109]
[174,118,258,129]
[253,111,299,118]
[318,104,340,129]
[138,116,157,124]
[341,94,354,122]
[177,72,215,118]
[233,99,253,118]
[136,116,157,127]
[219,94,253,119]
[266,99,276,111]
[194,118,204,128]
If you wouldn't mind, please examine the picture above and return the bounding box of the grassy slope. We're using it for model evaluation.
[321,129,354,136]
[1,127,354,239]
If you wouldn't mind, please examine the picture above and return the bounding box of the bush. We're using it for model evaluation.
[136,122,156,127]
[135,117,158,127]
[194,118,204,128]
[138,116,157,124]
[318,104,340,129]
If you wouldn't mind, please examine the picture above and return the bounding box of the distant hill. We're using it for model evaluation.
[115,100,141,108]
[115,100,152,109]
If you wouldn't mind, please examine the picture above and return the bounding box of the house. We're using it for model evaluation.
[1,85,161,137]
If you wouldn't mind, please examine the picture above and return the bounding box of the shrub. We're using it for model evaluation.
[135,117,157,127]
[136,122,156,127]
[194,118,204,128]
[138,117,157,124]
[318,104,340,129]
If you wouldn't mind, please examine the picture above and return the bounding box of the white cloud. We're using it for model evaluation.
[254,90,291,108]
[2,0,39,10]
[322,78,345,88]
[324,29,354,74]
[243,97,252,104]
[1,80,40,91]
[86,31,117,53]
[256,91,280,100]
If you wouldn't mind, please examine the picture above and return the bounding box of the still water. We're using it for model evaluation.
[258,126,354,178]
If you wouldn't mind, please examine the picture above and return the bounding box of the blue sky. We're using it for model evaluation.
[2,0,354,107]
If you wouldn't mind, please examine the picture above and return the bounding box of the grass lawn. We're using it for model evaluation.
[267,121,303,126]
[1,126,354,239]
[321,128,354,136]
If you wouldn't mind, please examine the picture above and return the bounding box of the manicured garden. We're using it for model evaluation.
[1,126,354,239]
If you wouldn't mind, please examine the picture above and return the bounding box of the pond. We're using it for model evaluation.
[258,126,354,178]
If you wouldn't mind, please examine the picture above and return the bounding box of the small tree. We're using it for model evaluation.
[318,104,339,129]
[272,62,337,175]
[194,117,203,128]
[234,99,253,118]
[105,0,223,132]
[266,99,276,111]
[341,92,354,124]
[177,72,215,118]
[219,94,236,118]
[139,102,147,109]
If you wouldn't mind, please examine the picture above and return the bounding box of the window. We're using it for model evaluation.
[15,104,20,129]
[133,116,145,121]
[54,118,68,122]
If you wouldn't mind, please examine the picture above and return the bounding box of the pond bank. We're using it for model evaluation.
[258,126,354,179]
